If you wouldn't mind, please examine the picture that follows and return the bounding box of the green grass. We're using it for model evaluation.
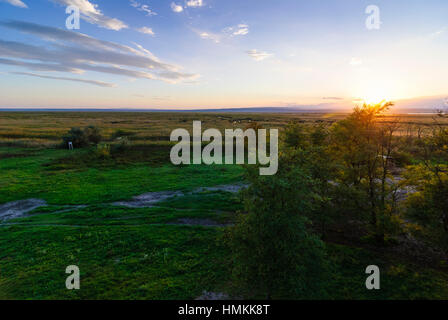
[2,222,448,299]
[0,224,229,299]
[0,144,242,299]
[326,243,448,299]
[6,204,233,227]
[0,147,244,205]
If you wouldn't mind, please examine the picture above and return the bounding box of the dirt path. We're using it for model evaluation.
[0,183,245,224]
[195,184,248,193]
[113,191,184,208]
[0,199,47,221]
[112,183,247,208]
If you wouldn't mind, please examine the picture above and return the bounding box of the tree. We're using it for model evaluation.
[405,119,448,251]
[330,101,402,243]
[225,156,328,299]
[283,122,337,238]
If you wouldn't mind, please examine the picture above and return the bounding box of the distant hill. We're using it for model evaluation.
[0,95,446,113]
[0,107,334,113]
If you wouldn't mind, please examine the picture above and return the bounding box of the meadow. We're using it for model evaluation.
[1,111,448,299]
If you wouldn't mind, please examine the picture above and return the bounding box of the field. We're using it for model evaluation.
[1,111,448,299]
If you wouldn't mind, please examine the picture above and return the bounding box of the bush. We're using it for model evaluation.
[62,126,102,148]
[110,137,130,154]
[95,143,111,159]
[84,125,102,145]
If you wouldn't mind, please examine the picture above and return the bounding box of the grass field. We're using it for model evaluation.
[1,111,448,299]
[1,111,447,148]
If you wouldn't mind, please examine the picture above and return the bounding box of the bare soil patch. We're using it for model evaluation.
[0,199,47,221]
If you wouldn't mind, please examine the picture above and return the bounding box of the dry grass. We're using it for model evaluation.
[0,111,447,147]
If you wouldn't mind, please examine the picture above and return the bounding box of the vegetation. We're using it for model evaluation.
[225,162,328,299]
[1,108,448,299]
[62,126,102,148]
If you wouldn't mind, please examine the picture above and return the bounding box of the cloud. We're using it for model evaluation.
[198,31,220,43]
[349,57,363,66]
[11,71,116,87]
[171,2,183,12]
[130,0,157,16]
[0,57,83,73]
[0,20,135,53]
[322,97,344,100]
[157,71,199,82]
[246,49,273,61]
[51,0,128,30]
[131,42,160,61]
[196,23,249,43]
[430,27,447,38]
[186,0,203,8]
[228,24,249,36]
[0,21,199,85]
[137,26,155,36]
[2,0,27,8]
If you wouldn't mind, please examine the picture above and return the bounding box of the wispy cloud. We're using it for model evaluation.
[224,24,249,36]
[137,26,155,36]
[430,27,447,38]
[322,97,344,100]
[349,57,363,66]
[51,0,128,31]
[197,31,220,43]
[0,21,199,86]
[0,20,133,52]
[171,2,183,13]
[1,0,27,8]
[0,57,83,73]
[130,0,157,16]
[11,71,116,87]
[196,23,249,43]
[246,49,273,61]
[186,0,203,8]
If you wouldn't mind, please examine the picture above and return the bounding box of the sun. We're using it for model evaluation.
[362,95,390,105]
[352,87,392,106]
[349,75,399,106]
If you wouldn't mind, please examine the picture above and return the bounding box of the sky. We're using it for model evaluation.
[0,0,447,110]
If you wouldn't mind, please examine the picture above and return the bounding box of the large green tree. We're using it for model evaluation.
[405,117,448,251]
[225,155,328,299]
[330,101,402,242]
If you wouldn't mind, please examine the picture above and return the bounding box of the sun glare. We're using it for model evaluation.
[362,95,390,105]
[353,86,392,106]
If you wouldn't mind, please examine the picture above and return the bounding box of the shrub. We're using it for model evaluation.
[111,137,130,154]
[84,126,102,145]
[62,127,88,148]
[95,143,111,159]
[62,126,102,148]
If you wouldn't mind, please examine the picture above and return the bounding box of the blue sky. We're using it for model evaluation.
[0,0,447,109]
